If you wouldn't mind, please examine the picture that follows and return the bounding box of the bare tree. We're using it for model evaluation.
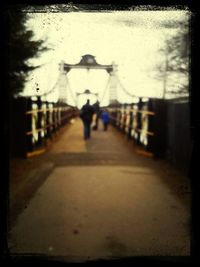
[155,18,190,98]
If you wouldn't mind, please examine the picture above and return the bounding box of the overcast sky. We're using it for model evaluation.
[22,9,189,107]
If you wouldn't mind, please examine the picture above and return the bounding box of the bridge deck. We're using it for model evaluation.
[8,118,191,261]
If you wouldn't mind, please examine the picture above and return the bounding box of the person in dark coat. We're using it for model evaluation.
[101,109,110,131]
[92,100,101,130]
[80,99,94,140]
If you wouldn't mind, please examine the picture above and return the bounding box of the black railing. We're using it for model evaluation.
[10,96,192,175]
[10,96,79,158]
[108,97,192,175]
[108,98,155,155]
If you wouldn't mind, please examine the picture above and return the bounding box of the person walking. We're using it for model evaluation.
[80,99,94,140]
[92,100,101,130]
[101,109,110,131]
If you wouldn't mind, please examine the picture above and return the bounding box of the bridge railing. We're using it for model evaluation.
[108,98,165,157]
[10,96,79,158]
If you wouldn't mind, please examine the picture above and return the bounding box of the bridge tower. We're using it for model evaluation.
[58,55,118,106]
[109,62,118,104]
[57,60,69,103]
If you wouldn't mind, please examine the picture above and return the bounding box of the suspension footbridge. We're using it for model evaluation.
[8,54,192,263]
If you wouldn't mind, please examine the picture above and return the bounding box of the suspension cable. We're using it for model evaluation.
[42,80,58,97]
[65,75,77,106]
[99,75,111,104]
[30,68,135,103]
[115,73,136,98]
[30,72,60,99]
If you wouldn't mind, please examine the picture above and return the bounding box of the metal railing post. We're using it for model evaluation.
[36,96,43,146]
[146,99,154,152]
[137,98,143,146]
[46,101,50,139]
[128,104,133,139]
[26,97,34,154]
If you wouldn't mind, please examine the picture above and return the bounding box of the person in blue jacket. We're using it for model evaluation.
[101,109,110,131]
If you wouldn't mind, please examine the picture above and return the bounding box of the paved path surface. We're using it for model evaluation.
[8,118,191,262]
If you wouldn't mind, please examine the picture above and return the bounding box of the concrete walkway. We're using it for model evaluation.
[8,118,191,262]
